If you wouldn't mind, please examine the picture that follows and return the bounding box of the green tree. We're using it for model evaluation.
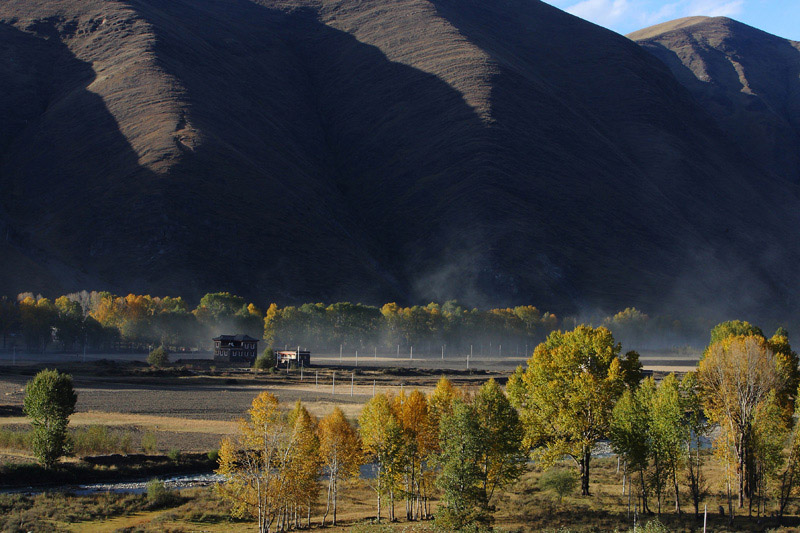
[539,467,578,504]
[436,399,489,529]
[473,379,526,504]
[254,348,276,371]
[509,326,628,495]
[649,374,687,516]
[23,369,77,468]
[610,382,652,515]
[0,296,19,350]
[148,345,169,368]
[681,372,709,517]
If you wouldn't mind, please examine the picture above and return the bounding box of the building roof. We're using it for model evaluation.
[213,335,260,342]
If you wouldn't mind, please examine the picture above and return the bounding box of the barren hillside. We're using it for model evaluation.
[630,16,800,186]
[1,0,799,319]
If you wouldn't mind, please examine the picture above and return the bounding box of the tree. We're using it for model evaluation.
[436,398,489,529]
[610,382,652,515]
[54,296,86,351]
[649,374,687,516]
[254,348,276,371]
[148,345,169,368]
[699,334,786,508]
[0,296,20,350]
[318,407,362,526]
[216,392,292,533]
[360,393,405,522]
[472,379,526,505]
[509,326,628,495]
[23,369,77,468]
[539,467,578,504]
[681,372,709,518]
[709,321,763,346]
[18,296,57,353]
[286,402,322,529]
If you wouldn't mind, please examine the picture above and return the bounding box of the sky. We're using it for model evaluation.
[541,0,800,40]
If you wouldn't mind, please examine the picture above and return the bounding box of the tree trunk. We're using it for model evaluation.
[580,449,591,496]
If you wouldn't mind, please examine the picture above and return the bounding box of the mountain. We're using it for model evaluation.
[1,0,799,320]
[629,17,800,187]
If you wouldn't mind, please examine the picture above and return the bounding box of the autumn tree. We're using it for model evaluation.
[286,401,322,528]
[508,326,631,495]
[699,334,787,508]
[23,369,77,468]
[18,296,57,353]
[318,407,362,526]
[217,392,292,533]
[393,389,435,520]
[360,393,405,522]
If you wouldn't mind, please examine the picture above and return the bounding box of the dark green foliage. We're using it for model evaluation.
[147,345,169,368]
[23,369,77,468]
[253,348,276,371]
[436,399,490,530]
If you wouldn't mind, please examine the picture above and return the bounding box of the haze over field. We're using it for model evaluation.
[1,0,799,324]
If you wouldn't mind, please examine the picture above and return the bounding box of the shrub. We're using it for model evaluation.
[147,346,169,368]
[207,449,219,463]
[253,348,276,371]
[167,448,182,463]
[146,478,171,507]
[539,467,578,504]
[141,431,158,453]
[72,425,119,455]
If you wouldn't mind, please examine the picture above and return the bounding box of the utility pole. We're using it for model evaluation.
[355,350,358,367]
[339,344,342,362]
[373,379,376,397]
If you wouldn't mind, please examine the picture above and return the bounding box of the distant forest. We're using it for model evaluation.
[0,291,718,354]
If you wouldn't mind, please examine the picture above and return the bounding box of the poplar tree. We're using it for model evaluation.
[319,407,362,526]
[360,393,405,522]
[509,326,630,495]
[23,369,77,468]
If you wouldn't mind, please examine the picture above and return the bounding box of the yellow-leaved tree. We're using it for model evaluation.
[319,407,362,526]
[286,401,322,529]
[216,392,293,533]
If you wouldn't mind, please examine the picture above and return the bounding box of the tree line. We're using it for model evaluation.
[218,320,800,532]
[1,290,713,354]
[217,376,526,533]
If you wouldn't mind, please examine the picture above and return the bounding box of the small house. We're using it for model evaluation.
[213,335,259,362]
[275,348,311,367]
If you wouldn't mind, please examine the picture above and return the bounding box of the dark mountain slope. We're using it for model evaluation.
[1,0,799,319]
[629,17,800,186]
